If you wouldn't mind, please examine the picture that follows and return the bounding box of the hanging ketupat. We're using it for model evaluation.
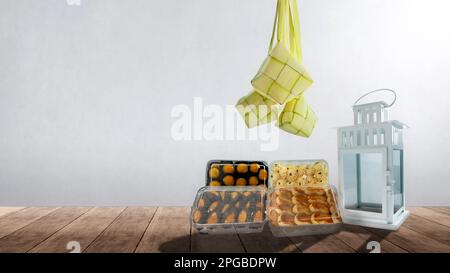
[251,43,313,104]
[277,94,317,137]
[236,90,279,128]
[235,0,317,137]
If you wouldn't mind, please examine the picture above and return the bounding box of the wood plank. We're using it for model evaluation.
[402,214,450,245]
[0,206,440,253]
[429,207,450,216]
[289,233,355,253]
[135,207,190,253]
[408,207,450,227]
[367,225,450,253]
[0,207,59,239]
[84,207,156,253]
[29,207,125,253]
[237,225,300,253]
[335,225,408,253]
[191,226,245,253]
[0,207,26,218]
[0,207,91,253]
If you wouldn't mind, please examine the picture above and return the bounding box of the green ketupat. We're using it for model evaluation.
[251,43,313,105]
[277,95,317,137]
[236,90,279,128]
[235,0,317,137]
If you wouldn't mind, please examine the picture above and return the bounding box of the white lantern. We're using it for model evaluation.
[337,89,409,230]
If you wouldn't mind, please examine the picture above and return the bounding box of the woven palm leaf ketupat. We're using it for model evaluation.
[236,90,279,128]
[251,43,313,104]
[278,94,317,137]
[235,0,317,137]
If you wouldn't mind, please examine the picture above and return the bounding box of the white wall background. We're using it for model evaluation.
[1,0,449,206]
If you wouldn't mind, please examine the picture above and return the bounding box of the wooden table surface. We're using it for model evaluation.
[0,207,449,253]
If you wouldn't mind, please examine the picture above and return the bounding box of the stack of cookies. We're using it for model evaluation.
[267,187,341,227]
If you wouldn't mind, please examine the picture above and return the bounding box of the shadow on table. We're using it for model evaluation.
[158,226,393,253]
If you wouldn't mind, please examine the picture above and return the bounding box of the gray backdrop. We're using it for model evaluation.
[1,0,449,205]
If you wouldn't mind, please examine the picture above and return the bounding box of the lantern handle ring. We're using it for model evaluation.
[353,88,397,108]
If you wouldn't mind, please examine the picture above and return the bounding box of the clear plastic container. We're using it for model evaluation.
[191,186,266,234]
[269,160,329,188]
[266,185,343,237]
[206,160,269,187]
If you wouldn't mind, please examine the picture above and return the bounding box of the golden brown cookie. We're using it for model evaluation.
[249,176,259,186]
[294,213,312,225]
[278,212,295,226]
[292,194,309,206]
[198,197,206,208]
[311,212,333,224]
[209,200,220,211]
[223,164,235,174]
[305,187,326,196]
[230,192,240,202]
[308,195,328,204]
[207,212,219,224]
[326,189,337,205]
[192,209,202,223]
[210,181,221,186]
[242,191,252,198]
[220,204,231,214]
[309,202,330,214]
[223,175,235,186]
[292,204,311,214]
[275,196,291,206]
[237,164,248,174]
[268,208,280,225]
[209,167,220,179]
[249,163,260,173]
[238,210,247,223]
[258,169,268,181]
[236,178,247,186]
[293,187,307,196]
[277,189,293,202]
[268,191,277,205]
[224,212,236,224]
[253,211,263,222]
[276,202,293,212]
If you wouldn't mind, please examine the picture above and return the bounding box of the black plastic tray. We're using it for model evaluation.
[205,160,269,187]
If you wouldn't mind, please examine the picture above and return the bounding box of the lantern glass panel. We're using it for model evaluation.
[343,152,384,213]
[393,149,404,213]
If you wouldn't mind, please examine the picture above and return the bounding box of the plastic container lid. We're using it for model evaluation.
[206,160,269,187]
[269,160,329,188]
[191,186,266,234]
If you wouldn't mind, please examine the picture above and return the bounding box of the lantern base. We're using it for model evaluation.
[343,210,410,231]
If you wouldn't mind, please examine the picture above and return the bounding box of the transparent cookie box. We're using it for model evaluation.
[191,186,266,234]
[266,185,343,237]
[269,160,329,188]
[206,160,269,187]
